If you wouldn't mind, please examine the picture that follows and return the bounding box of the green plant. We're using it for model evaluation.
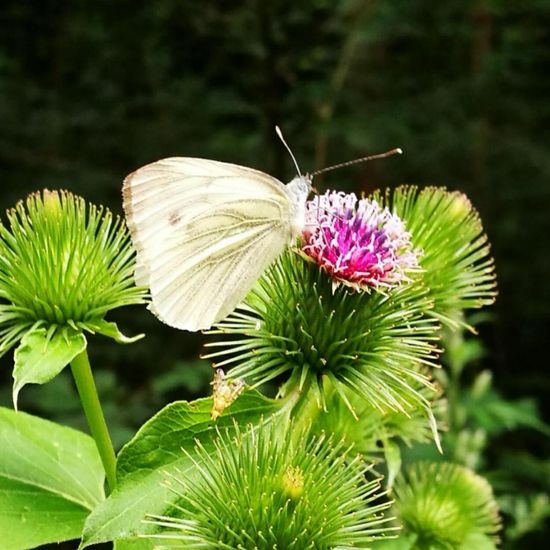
[0,183,519,550]
[0,190,146,492]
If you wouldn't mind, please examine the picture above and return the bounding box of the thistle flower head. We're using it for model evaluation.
[393,462,501,549]
[302,191,421,291]
[147,422,395,549]
[205,248,440,428]
[205,185,495,451]
[0,189,146,356]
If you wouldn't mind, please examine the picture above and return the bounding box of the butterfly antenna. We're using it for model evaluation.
[311,148,403,177]
[275,125,302,177]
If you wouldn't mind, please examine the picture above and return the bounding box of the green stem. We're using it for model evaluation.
[447,335,464,434]
[448,369,461,433]
[284,375,336,443]
[277,373,314,422]
[70,349,117,493]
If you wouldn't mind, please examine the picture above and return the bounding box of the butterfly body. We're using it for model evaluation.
[285,175,312,237]
[123,158,311,331]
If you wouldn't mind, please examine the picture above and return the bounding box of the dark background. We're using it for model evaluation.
[0,0,548,546]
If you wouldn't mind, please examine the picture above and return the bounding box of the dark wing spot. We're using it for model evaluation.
[169,211,181,226]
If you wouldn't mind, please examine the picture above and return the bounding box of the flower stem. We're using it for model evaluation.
[70,349,117,493]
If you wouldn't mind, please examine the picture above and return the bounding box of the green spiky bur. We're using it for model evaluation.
[205,249,440,421]
[0,189,146,353]
[146,421,397,549]
[392,462,501,549]
[304,376,446,491]
[375,186,497,330]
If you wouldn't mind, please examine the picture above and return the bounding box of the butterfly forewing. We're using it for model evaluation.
[123,158,295,330]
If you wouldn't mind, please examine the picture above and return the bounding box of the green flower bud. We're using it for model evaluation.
[0,189,146,354]
[147,422,396,549]
[392,462,501,549]
[377,186,497,329]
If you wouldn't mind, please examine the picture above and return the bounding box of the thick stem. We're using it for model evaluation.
[281,375,335,441]
[275,376,310,425]
[444,313,466,435]
[70,349,116,493]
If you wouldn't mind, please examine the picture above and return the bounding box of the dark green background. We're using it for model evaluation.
[2,0,548,410]
[0,0,549,546]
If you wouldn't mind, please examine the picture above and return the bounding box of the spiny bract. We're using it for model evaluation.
[147,422,397,549]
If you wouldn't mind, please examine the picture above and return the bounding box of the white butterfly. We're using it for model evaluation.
[123,155,312,331]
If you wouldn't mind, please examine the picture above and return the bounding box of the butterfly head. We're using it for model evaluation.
[286,174,312,204]
[286,175,312,238]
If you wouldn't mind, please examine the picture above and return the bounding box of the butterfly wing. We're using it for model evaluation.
[123,157,295,331]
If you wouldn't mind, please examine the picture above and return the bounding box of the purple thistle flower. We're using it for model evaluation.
[301,191,421,291]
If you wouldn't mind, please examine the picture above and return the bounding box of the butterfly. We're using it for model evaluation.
[123,129,401,332]
[123,156,311,331]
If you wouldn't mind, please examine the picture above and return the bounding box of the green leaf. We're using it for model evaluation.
[114,539,154,550]
[466,390,550,437]
[84,319,144,344]
[0,406,104,550]
[12,327,87,408]
[499,492,550,540]
[81,391,279,547]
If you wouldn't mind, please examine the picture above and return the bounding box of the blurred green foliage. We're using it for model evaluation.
[400,315,550,548]
[1,0,549,404]
[0,1,548,547]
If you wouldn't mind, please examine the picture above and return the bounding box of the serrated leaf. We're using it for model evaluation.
[499,492,550,540]
[12,327,87,409]
[467,390,550,437]
[0,407,104,550]
[84,319,144,344]
[81,391,279,547]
